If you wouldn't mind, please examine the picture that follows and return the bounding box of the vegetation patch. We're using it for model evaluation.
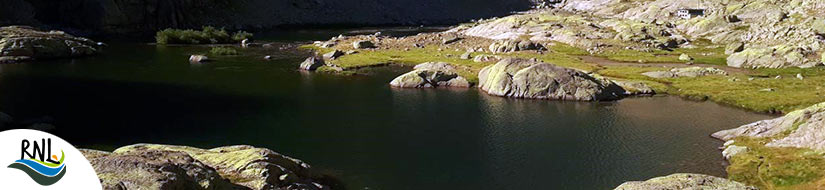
[727,137,825,190]
[156,27,253,45]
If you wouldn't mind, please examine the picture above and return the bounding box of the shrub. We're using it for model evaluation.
[155,27,253,45]
[209,47,239,55]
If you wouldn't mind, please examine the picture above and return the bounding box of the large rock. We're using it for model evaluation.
[0,26,99,63]
[83,144,330,190]
[489,39,544,53]
[352,40,375,49]
[389,62,470,88]
[477,58,624,101]
[614,173,757,190]
[299,56,325,71]
[713,102,825,151]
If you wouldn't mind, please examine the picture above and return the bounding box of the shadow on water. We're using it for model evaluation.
[0,75,278,148]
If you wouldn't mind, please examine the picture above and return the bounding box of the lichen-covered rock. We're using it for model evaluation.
[81,148,242,190]
[713,102,825,152]
[352,40,375,49]
[83,144,331,190]
[727,47,820,68]
[488,39,544,53]
[299,56,325,71]
[478,58,624,101]
[613,80,655,95]
[613,173,757,190]
[642,67,727,78]
[390,62,470,88]
[0,26,99,63]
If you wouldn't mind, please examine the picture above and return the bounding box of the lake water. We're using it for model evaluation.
[0,28,772,189]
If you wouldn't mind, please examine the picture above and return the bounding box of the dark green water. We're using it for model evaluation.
[0,29,772,190]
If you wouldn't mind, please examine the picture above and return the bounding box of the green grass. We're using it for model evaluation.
[596,65,825,113]
[209,47,240,55]
[156,26,253,45]
[728,137,825,190]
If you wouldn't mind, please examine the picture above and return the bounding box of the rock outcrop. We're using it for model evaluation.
[488,39,544,53]
[390,62,470,88]
[299,56,325,71]
[477,58,624,101]
[0,26,99,63]
[713,102,825,151]
[614,173,757,190]
[642,67,727,78]
[83,144,332,190]
[451,0,825,68]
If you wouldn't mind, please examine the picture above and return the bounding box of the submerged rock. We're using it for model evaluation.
[0,26,100,63]
[614,173,757,190]
[299,56,325,71]
[83,144,330,190]
[390,62,470,88]
[189,55,209,63]
[477,58,624,101]
[713,101,825,152]
[642,67,727,78]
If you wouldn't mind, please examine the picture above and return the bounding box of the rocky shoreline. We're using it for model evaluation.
[81,144,339,190]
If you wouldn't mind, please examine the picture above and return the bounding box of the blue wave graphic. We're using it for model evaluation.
[12,159,65,177]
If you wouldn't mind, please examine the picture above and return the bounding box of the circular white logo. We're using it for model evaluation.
[0,129,102,189]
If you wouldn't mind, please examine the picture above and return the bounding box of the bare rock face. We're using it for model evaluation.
[0,26,99,63]
[614,173,757,190]
[713,102,825,151]
[478,58,624,101]
[390,62,470,88]
[83,144,331,190]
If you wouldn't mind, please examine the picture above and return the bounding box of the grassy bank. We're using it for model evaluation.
[303,40,824,113]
